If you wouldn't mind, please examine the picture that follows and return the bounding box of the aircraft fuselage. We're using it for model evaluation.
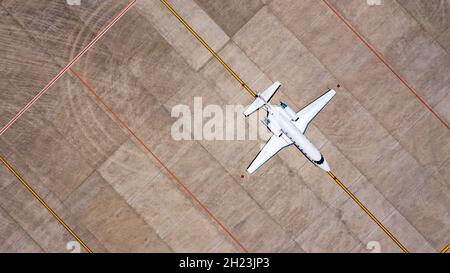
[263,102,330,172]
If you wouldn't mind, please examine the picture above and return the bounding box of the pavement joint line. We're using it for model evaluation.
[160,0,411,253]
[68,68,249,253]
[321,0,449,131]
[0,0,138,137]
[0,155,92,253]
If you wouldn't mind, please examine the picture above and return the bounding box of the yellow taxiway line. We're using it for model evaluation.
[328,171,408,253]
[0,155,92,253]
[159,0,257,98]
[160,0,409,253]
[441,243,450,253]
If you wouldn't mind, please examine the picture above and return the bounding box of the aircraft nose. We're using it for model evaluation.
[318,157,331,172]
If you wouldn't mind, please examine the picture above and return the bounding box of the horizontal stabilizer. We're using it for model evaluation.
[243,97,265,117]
[244,81,281,117]
[260,81,281,102]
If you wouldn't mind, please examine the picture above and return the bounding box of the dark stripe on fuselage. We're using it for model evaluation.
[312,154,324,165]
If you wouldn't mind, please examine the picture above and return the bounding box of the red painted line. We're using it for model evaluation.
[69,68,249,253]
[321,0,449,131]
[0,0,137,136]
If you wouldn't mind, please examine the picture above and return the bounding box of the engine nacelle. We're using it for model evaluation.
[262,118,282,137]
[280,102,299,121]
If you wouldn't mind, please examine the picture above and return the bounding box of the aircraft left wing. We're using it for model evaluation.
[294,89,336,133]
[247,134,292,173]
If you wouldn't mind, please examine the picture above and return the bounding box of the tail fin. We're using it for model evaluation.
[243,81,281,117]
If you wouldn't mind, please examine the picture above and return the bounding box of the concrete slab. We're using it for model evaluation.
[200,41,265,103]
[162,206,240,252]
[0,207,42,252]
[65,171,171,252]
[0,153,105,252]
[261,168,327,237]
[332,176,396,241]
[1,0,448,253]
[326,0,449,109]
[396,0,450,39]
[399,111,450,187]
[1,116,94,200]
[2,0,95,64]
[434,86,450,125]
[365,210,436,253]
[71,46,167,131]
[295,209,364,253]
[0,6,62,128]
[437,26,450,54]
[232,207,296,252]
[34,74,129,168]
[67,0,131,33]
[135,0,229,71]
[194,0,263,37]
[98,140,164,198]
[395,178,450,250]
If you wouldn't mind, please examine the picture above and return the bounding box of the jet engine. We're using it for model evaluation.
[280,102,299,121]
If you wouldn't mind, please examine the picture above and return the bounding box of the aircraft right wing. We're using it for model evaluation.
[247,134,292,174]
[294,89,336,133]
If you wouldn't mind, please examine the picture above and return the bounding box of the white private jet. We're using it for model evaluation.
[244,82,336,173]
